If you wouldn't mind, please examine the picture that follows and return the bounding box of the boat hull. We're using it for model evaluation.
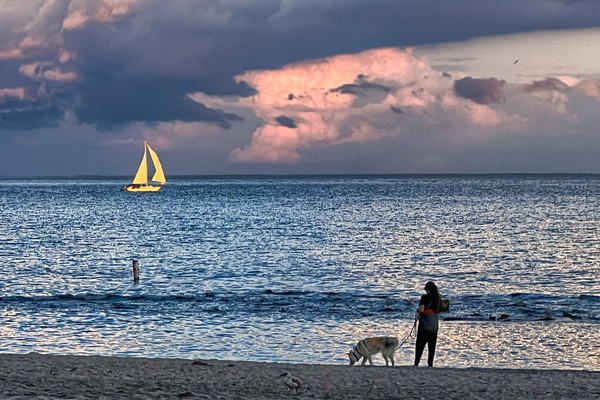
[123,185,162,192]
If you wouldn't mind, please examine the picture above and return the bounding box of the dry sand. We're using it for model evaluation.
[0,353,598,399]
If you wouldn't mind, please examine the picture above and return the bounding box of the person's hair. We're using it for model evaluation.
[425,281,442,312]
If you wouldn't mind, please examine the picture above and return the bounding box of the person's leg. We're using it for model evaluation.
[414,325,426,366]
[427,332,438,367]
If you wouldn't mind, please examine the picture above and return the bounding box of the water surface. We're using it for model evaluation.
[0,175,599,369]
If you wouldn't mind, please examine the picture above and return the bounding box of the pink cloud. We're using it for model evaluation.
[336,123,402,145]
[524,77,569,93]
[0,47,24,60]
[228,47,515,163]
[0,1,133,65]
[518,76,600,123]
[19,62,79,82]
[62,0,141,30]
[41,68,79,82]
[0,88,26,102]
[58,49,75,63]
[230,125,302,163]
[523,76,600,99]
[574,79,600,99]
[441,94,502,127]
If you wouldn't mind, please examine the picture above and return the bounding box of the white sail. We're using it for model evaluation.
[131,143,148,185]
[123,141,166,192]
[147,144,166,184]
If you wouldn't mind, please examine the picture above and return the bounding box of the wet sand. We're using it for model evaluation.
[0,353,598,399]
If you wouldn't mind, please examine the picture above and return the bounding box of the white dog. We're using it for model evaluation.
[348,337,399,366]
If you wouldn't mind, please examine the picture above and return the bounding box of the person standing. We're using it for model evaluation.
[414,281,442,367]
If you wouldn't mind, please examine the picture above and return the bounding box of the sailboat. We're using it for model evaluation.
[122,141,166,192]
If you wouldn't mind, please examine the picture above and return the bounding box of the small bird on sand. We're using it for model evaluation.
[280,371,304,392]
[514,59,519,64]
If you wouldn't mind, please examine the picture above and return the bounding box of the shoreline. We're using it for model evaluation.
[0,353,598,399]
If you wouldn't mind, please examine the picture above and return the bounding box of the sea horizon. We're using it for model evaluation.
[4,172,600,180]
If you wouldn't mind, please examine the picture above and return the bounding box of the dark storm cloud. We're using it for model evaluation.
[48,17,259,129]
[63,0,600,80]
[330,80,392,97]
[274,115,296,129]
[259,0,600,66]
[454,77,506,105]
[524,78,570,93]
[328,76,393,109]
[562,0,600,4]
[0,98,64,130]
[0,61,37,88]
[74,75,245,128]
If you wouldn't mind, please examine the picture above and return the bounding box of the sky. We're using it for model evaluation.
[1,0,600,176]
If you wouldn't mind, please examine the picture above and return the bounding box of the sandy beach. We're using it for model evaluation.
[0,353,598,399]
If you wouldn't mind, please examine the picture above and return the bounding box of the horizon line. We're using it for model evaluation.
[3,172,600,180]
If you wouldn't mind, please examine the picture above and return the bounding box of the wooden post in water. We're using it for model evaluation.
[132,259,140,283]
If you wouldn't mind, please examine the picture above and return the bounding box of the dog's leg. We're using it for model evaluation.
[361,357,367,366]
[367,356,373,366]
[383,354,389,366]
[391,355,395,367]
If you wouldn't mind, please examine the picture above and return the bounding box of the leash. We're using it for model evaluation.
[396,312,419,349]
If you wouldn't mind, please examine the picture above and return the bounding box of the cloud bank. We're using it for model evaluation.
[0,0,599,133]
[219,48,523,163]
[0,1,599,174]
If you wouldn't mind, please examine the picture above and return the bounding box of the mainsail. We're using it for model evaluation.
[132,147,148,185]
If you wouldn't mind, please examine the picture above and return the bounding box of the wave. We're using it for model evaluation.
[0,290,598,322]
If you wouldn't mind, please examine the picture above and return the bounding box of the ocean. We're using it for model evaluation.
[0,175,599,370]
